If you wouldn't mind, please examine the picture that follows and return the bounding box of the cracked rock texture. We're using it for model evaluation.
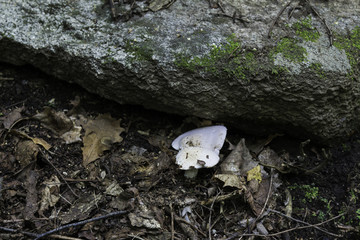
[0,0,360,143]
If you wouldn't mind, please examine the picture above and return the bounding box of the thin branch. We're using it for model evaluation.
[208,192,221,240]
[0,226,38,238]
[34,210,128,240]
[38,148,79,198]
[268,209,344,237]
[268,0,293,38]
[170,203,175,240]
[225,210,344,239]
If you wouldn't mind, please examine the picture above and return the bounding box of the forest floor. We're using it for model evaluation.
[0,63,360,240]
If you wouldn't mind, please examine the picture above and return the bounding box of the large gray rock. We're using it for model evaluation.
[1,0,360,143]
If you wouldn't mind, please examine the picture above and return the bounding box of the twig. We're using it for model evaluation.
[165,207,207,238]
[34,210,128,240]
[0,226,38,238]
[128,234,147,240]
[170,203,175,240]
[311,7,333,45]
[210,13,250,24]
[47,235,83,240]
[38,148,79,198]
[268,0,293,38]
[225,210,344,239]
[268,209,344,237]
[208,192,221,240]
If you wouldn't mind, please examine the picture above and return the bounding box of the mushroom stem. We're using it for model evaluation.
[184,169,198,179]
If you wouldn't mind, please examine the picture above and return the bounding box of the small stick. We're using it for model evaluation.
[39,148,79,198]
[308,2,333,46]
[268,209,344,237]
[0,226,38,238]
[225,211,344,239]
[34,210,128,240]
[208,192,221,240]
[268,0,293,38]
[170,203,175,240]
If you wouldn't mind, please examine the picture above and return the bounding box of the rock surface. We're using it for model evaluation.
[0,0,359,143]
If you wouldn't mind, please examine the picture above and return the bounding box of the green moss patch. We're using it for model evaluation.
[333,27,360,75]
[292,16,320,42]
[272,37,307,63]
[124,39,154,62]
[175,34,263,80]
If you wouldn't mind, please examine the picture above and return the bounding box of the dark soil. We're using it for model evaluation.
[1,63,360,240]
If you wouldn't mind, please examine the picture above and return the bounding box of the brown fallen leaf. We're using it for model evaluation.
[82,113,124,166]
[3,106,24,129]
[12,130,51,151]
[33,107,73,135]
[60,193,103,224]
[15,140,39,168]
[215,174,245,189]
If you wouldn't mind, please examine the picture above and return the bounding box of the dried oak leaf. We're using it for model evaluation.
[82,114,124,167]
[33,107,73,135]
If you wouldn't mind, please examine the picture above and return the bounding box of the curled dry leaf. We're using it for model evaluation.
[39,175,61,216]
[82,114,124,167]
[12,130,51,150]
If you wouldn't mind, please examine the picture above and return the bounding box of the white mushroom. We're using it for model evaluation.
[172,126,227,178]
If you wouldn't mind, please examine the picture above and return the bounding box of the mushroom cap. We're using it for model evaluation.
[176,147,220,169]
[172,126,227,170]
[171,126,227,154]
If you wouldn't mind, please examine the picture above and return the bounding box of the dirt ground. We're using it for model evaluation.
[1,63,360,240]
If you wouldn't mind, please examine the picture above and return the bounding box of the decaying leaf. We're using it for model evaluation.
[39,175,61,216]
[60,124,82,144]
[60,194,103,224]
[82,114,124,166]
[128,199,162,229]
[12,130,51,150]
[15,140,39,167]
[247,165,262,183]
[33,107,73,135]
[220,138,257,175]
[3,106,24,129]
[104,180,124,196]
[215,174,244,189]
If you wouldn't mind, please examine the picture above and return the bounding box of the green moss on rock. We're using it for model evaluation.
[292,16,320,42]
[273,37,307,63]
[333,27,360,75]
[124,39,154,62]
[310,62,325,79]
[175,34,262,80]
